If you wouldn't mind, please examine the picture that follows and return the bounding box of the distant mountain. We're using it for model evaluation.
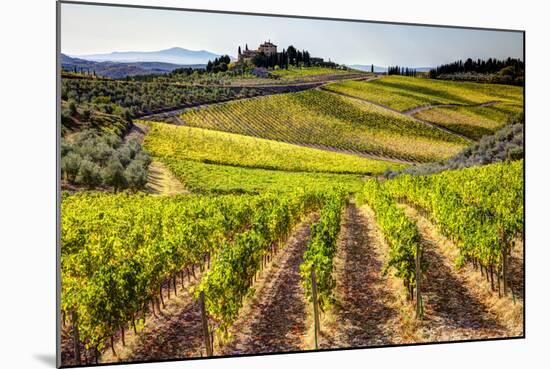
[73,47,234,65]
[348,64,433,73]
[61,54,205,79]
[347,65,388,73]
[408,67,433,73]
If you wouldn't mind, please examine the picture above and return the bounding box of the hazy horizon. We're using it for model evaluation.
[61,3,523,67]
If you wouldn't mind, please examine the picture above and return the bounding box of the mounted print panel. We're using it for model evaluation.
[57,1,524,367]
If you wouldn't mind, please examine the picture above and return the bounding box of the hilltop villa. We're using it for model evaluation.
[238,41,278,61]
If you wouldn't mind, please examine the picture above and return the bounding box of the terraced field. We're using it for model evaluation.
[141,121,406,175]
[179,89,468,162]
[322,76,523,112]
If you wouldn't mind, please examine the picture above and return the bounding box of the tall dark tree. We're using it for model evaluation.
[303,51,311,67]
[287,45,297,66]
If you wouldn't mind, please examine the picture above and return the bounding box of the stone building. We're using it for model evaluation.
[238,41,278,62]
[258,41,277,56]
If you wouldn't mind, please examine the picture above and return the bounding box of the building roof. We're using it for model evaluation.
[240,50,258,57]
[260,41,277,47]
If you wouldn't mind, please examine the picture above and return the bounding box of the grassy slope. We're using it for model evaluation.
[179,89,468,162]
[322,76,523,112]
[161,158,364,194]
[413,103,523,140]
[141,121,406,175]
[271,66,353,79]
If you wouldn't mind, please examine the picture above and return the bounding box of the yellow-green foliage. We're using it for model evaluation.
[141,121,405,175]
[179,89,468,162]
[413,103,523,140]
[323,76,523,112]
[271,66,353,79]
[156,157,364,195]
[384,160,523,267]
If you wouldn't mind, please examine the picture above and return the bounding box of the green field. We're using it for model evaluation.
[179,89,468,162]
[141,121,405,175]
[271,66,355,79]
[322,76,523,112]
[155,157,363,194]
[413,102,523,140]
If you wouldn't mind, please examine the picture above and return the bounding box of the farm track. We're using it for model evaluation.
[321,204,409,348]
[123,122,149,143]
[122,294,204,362]
[220,214,318,355]
[320,87,475,143]
[399,203,521,340]
[123,123,188,195]
[146,161,189,195]
[138,73,425,165]
[403,101,498,115]
[139,94,273,121]
[92,268,208,364]
[139,74,375,121]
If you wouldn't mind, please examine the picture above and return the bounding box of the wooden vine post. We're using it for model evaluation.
[415,242,423,319]
[199,291,213,357]
[502,244,508,295]
[310,266,320,350]
[71,310,81,365]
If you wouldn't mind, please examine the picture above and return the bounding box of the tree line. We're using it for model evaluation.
[238,43,338,70]
[429,57,523,76]
[206,55,232,73]
[428,57,524,85]
[387,66,418,76]
[250,45,312,69]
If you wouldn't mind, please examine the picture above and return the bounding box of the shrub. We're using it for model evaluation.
[124,160,148,191]
[68,100,77,116]
[61,152,81,182]
[61,129,150,191]
[385,120,524,178]
[102,157,127,192]
[76,159,102,188]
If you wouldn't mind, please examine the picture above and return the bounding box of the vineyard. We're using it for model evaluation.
[271,66,353,79]
[61,72,524,366]
[61,155,523,364]
[141,121,405,175]
[412,102,524,140]
[150,155,364,194]
[322,76,523,112]
[179,89,468,162]
[62,79,264,117]
[385,160,523,282]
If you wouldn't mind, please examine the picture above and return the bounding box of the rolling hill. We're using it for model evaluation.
[72,47,233,65]
[61,53,204,78]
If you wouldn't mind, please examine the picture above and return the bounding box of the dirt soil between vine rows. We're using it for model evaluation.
[220,214,318,355]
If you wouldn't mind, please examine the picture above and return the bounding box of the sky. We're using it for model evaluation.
[61,3,524,67]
